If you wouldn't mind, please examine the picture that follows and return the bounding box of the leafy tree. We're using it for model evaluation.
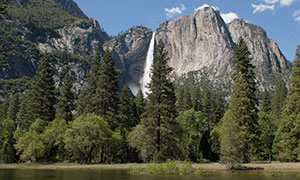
[273,45,300,162]
[176,109,207,162]
[64,114,113,164]
[56,73,74,123]
[133,39,181,162]
[218,37,259,164]
[22,55,56,130]
[271,79,287,123]
[14,118,47,162]
[261,88,272,113]
[41,118,68,162]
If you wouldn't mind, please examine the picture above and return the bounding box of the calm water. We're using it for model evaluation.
[0,169,299,180]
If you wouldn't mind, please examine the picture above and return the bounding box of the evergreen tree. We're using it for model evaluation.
[56,73,74,123]
[261,88,272,113]
[77,52,102,115]
[0,99,9,121]
[273,45,300,162]
[192,88,202,111]
[134,89,145,121]
[6,94,19,123]
[97,50,119,130]
[219,37,259,164]
[136,39,181,161]
[0,95,18,163]
[118,85,136,130]
[22,55,56,129]
[271,79,287,122]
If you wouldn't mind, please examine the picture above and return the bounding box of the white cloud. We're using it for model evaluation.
[165,4,186,18]
[293,10,300,22]
[195,4,219,12]
[280,0,297,6]
[251,3,275,13]
[262,0,279,4]
[221,12,239,24]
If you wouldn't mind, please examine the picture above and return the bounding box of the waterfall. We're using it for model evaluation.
[141,32,156,96]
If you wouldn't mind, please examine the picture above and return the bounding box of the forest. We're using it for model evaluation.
[0,34,300,165]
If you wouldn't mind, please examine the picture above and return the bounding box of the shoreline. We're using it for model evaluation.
[0,162,300,171]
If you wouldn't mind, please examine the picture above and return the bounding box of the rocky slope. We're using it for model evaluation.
[104,26,153,94]
[0,1,292,99]
[154,7,291,90]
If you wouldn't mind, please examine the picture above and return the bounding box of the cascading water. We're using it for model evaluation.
[141,32,155,96]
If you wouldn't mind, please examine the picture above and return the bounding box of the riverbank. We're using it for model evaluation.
[1,162,300,171]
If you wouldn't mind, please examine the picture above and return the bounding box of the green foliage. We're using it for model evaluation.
[77,51,119,130]
[22,55,56,129]
[176,109,207,162]
[14,118,47,162]
[130,161,202,176]
[219,37,259,164]
[273,45,300,162]
[96,50,119,129]
[261,88,272,113]
[0,0,8,14]
[41,118,68,162]
[118,85,136,130]
[138,39,181,162]
[56,73,74,123]
[134,89,145,121]
[7,0,81,31]
[64,114,113,164]
[272,79,287,122]
[257,112,275,161]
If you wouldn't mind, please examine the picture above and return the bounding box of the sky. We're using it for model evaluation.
[74,0,300,62]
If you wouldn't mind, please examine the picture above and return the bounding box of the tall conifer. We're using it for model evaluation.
[219,37,259,164]
[273,45,300,161]
[140,39,180,161]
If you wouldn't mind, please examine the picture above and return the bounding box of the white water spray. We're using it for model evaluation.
[141,32,156,96]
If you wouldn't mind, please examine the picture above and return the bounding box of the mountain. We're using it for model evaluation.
[154,7,291,90]
[0,1,292,99]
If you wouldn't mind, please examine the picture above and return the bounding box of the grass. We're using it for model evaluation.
[1,162,300,172]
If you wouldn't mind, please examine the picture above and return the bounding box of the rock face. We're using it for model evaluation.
[39,19,109,56]
[228,19,291,88]
[155,7,291,90]
[104,26,153,94]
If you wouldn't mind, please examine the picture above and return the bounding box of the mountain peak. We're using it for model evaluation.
[51,0,86,18]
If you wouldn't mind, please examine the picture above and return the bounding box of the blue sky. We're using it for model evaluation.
[74,0,300,61]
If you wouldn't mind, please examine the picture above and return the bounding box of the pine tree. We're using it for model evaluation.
[0,95,18,163]
[261,88,272,113]
[272,79,287,122]
[0,0,8,14]
[134,89,145,121]
[77,51,102,115]
[139,39,181,161]
[22,55,56,129]
[56,73,74,123]
[273,45,300,162]
[97,50,119,130]
[118,85,135,130]
[219,37,259,164]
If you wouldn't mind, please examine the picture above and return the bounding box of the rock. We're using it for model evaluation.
[104,26,153,94]
[155,7,291,90]
[39,19,109,56]
[156,7,234,83]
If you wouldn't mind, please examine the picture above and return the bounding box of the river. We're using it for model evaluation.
[0,169,299,180]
